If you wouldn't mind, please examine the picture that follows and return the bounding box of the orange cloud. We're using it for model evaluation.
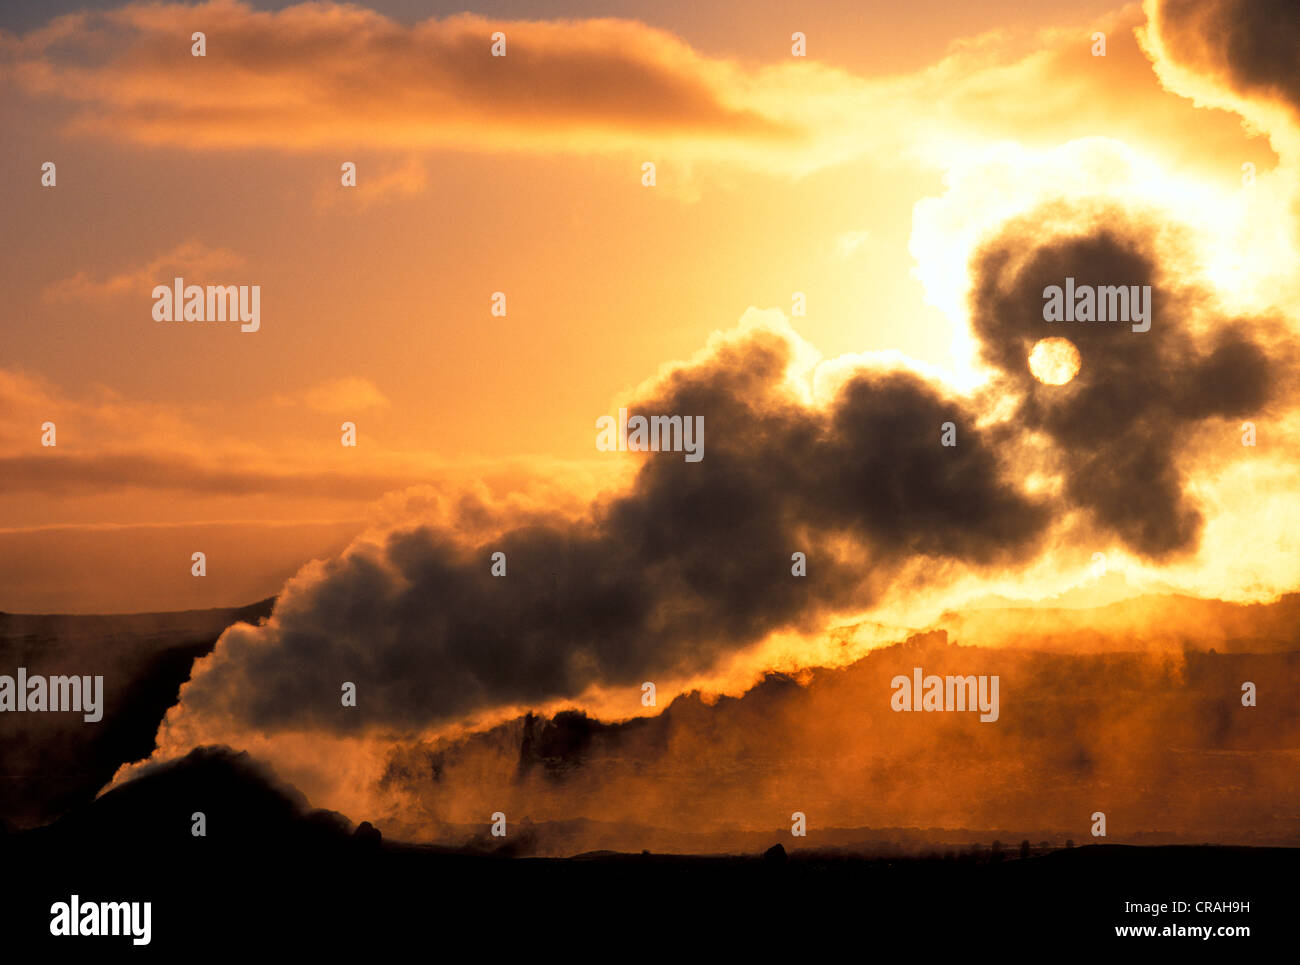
[312,156,427,210]
[1,1,794,154]
[1,0,1263,183]
[44,240,244,302]
[276,377,391,414]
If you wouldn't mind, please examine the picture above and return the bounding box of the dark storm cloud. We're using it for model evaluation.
[177,326,1049,734]
[969,205,1288,558]
[1153,0,1300,117]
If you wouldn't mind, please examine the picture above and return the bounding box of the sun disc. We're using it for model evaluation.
[1028,337,1081,385]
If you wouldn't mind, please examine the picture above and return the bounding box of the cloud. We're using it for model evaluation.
[1146,0,1300,120]
[116,171,1299,789]
[968,201,1293,558]
[0,367,399,498]
[277,377,391,414]
[0,367,195,456]
[312,157,427,211]
[1,1,794,155]
[0,451,409,498]
[151,213,1295,748]
[153,314,1049,742]
[0,1,1259,180]
[44,240,243,302]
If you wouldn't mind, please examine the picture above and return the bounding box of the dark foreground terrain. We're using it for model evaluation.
[2,600,1292,952]
[0,600,273,827]
[0,747,1286,953]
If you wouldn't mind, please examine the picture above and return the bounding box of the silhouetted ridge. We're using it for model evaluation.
[38,745,353,852]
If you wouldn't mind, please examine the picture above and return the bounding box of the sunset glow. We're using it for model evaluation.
[3,0,1299,948]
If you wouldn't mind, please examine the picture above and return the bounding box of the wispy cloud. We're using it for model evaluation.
[275,376,391,413]
[44,239,244,302]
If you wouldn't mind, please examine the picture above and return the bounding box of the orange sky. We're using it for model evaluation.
[2,0,1298,612]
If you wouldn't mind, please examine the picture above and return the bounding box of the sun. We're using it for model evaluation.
[1028,337,1081,385]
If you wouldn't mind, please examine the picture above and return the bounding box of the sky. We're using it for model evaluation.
[5,0,1300,849]
[3,0,1293,614]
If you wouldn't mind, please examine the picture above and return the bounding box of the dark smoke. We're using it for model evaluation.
[1154,0,1300,118]
[171,207,1291,735]
[970,205,1286,557]
[181,326,1046,734]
